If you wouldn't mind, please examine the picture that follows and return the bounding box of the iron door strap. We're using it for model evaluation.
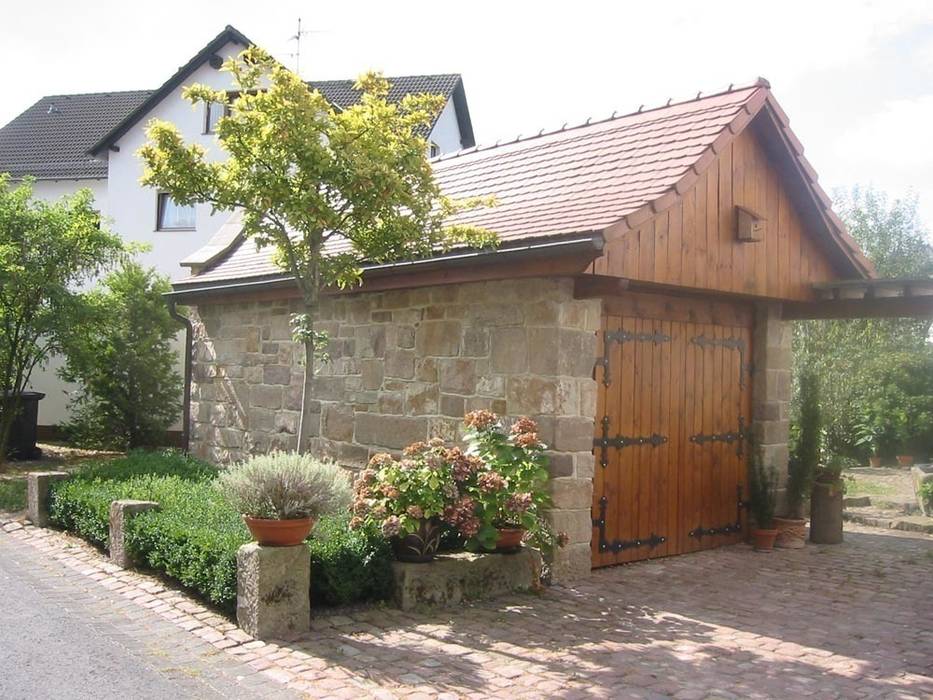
[594,416,667,468]
[592,496,666,553]
[689,485,745,540]
[688,417,748,456]
[690,334,750,388]
[596,328,671,387]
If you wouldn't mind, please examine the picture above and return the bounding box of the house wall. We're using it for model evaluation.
[429,98,463,153]
[188,277,601,581]
[590,128,842,301]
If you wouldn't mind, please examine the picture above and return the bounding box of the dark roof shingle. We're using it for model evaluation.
[0,90,152,179]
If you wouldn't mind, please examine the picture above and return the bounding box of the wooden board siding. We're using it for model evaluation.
[592,292,752,567]
[590,128,840,301]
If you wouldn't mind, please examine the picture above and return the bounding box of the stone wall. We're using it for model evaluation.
[751,302,792,508]
[188,277,601,581]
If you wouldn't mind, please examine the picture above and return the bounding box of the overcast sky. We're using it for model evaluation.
[4,0,933,234]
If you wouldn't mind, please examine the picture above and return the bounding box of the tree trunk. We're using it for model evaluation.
[296,297,318,454]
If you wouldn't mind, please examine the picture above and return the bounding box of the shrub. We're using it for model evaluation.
[308,514,394,606]
[748,451,777,530]
[217,451,352,520]
[787,368,820,518]
[60,262,182,450]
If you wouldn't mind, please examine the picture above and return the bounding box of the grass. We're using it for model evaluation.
[0,478,26,512]
[846,477,898,498]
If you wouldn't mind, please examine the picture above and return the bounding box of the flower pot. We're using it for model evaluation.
[752,528,779,552]
[243,516,315,547]
[772,516,807,549]
[392,517,442,563]
[494,527,525,553]
[896,455,914,467]
[810,481,844,544]
[868,455,882,468]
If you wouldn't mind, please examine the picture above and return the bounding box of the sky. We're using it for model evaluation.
[3,0,933,234]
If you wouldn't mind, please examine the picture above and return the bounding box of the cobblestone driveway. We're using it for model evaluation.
[2,520,930,699]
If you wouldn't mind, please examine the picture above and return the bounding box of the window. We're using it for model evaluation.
[429,141,441,158]
[204,101,224,134]
[156,193,195,230]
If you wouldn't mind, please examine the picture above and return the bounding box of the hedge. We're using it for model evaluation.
[48,450,393,610]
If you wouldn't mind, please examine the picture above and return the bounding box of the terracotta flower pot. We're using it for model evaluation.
[243,516,315,547]
[772,517,807,549]
[868,455,882,468]
[392,517,442,563]
[896,455,914,467]
[494,527,525,553]
[752,528,779,552]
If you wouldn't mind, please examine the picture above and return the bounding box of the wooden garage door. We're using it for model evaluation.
[592,293,753,567]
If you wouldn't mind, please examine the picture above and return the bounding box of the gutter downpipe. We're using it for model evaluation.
[167,298,193,454]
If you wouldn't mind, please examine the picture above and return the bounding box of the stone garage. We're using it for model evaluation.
[168,79,931,581]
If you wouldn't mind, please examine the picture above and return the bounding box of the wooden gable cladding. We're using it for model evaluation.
[588,127,841,301]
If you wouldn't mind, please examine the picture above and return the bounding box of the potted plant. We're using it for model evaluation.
[458,411,562,554]
[775,368,819,548]
[748,451,778,552]
[218,451,352,546]
[854,417,885,468]
[809,456,846,544]
[351,442,464,562]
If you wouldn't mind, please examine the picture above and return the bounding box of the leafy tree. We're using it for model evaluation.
[786,367,820,518]
[793,187,933,460]
[0,175,125,465]
[138,47,496,452]
[59,262,182,450]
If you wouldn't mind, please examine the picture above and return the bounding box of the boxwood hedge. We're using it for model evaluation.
[48,450,393,610]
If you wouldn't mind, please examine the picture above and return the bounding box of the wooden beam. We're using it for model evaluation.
[573,275,631,299]
[782,296,933,320]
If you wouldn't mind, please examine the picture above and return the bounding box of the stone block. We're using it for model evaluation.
[547,452,574,478]
[250,384,283,410]
[384,349,415,379]
[360,359,384,390]
[322,403,354,442]
[545,508,592,545]
[550,542,591,583]
[415,321,462,357]
[575,452,596,479]
[439,358,476,394]
[236,543,310,640]
[490,327,528,373]
[553,416,596,452]
[355,413,427,449]
[249,408,275,432]
[550,477,593,510]
[507,376,575,415]
[109,500,160,568]
[274,411,299,435]
[462,327,489,357]
[559,330,598,378]
[262,365,292,385]
[391,550,542,611]
[406,383,439,415]
[26,471,69,527]
[440,394,466,417]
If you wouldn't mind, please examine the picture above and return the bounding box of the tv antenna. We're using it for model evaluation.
[288,18,324,76]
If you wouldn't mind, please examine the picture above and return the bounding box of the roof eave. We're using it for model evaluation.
[87,25,252,156]
[451,78,475,149]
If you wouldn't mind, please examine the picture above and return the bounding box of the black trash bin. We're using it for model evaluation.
[3,391,45,459]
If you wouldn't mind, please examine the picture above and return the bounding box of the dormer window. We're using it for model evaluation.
[429,141,441,158]
[157,193,195,231]
[204,102,224,134]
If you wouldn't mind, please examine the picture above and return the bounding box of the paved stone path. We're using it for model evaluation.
[1,519,931,699]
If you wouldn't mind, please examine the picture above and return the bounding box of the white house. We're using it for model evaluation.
[0,25,477,431]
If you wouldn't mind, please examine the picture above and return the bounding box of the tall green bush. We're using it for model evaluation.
[786,367,820,518]
[60,262,182,450]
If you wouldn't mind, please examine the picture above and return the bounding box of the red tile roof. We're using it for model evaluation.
[179,79,872,287]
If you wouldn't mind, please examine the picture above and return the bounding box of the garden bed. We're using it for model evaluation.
[47,450,393,610]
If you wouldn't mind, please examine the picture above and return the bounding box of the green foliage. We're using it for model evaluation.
[748,451,777,530]
[307,514,393,606]
[786,367,821,517]
[217,451,352,520]
[0,478,26,512]
[137,47,497,451]
[919,481,933,512]
[48,450,386,609]
[793,187,933,462]
[59,262,182,449]
[0,175,126,461]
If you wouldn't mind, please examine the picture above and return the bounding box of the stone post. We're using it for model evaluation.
[752,303,792,510]
[26,471,69,527]
[109,500,160,568]
[236,542,310,640]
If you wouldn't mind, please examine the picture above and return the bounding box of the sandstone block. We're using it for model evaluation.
[391,550,542,610]
[439,358,476,395]
[360,359,384,390]
[26,471,69,527]
[385,349,415,379]
[462,327,489,357]
[490,327,528,373]
[527,327,558,375]
[322,404,354,442]
[550,541,591,583]
[262,365,292,385]
[250,384,283,410]
[236,543,310,640]
[109,500,160,568]
[545,508,593,545]
[550,477,593,510]
[415,321,462,357]
[406,383,439,416]
[554,416,596,452]
[355,413,427,449]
